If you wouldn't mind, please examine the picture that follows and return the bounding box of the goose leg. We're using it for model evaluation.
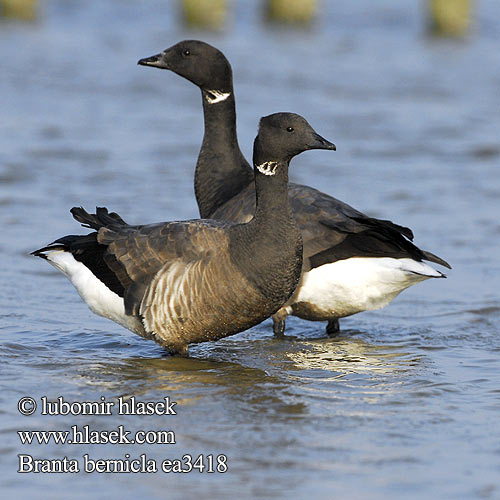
[168,344,189,357]
[273,317,286,337]
[326,318,340,336]
[272,310,288,337]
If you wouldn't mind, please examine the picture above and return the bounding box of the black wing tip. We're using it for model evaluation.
[350,216,415,241]
[71,206,106,230]
[70,206,95,229]
[70,206,127,230]
[422,250,452,270]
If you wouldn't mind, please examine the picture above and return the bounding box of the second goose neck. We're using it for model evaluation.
[195,89,253,218]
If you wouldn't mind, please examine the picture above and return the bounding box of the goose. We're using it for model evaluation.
[138,40,451,336]
[32,113,336,356]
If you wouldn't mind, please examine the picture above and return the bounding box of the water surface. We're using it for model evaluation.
[1,1,499,498]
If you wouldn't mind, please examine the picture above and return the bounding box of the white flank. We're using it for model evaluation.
[295,257,444,318]
[42,250,144,334]
[256,161,279,176]
[205,90,230,104]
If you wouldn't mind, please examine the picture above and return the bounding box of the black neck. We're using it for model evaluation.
[194,89,254,218]
[252,165,291,223]
[228,161,303,303]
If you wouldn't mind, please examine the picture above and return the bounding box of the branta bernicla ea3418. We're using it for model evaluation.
[32,113,336,355]
[138,40,451,336]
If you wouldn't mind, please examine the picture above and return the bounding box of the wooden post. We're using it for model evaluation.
[181,0,227,30]
[266,0,317,25]
[1,0,37,20]
[428,0,472,37]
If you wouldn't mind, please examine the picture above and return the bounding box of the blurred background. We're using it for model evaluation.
[1,1,499,499]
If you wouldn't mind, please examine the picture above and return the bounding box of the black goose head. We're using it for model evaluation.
[253,113,336,175]
[138,40,232,95]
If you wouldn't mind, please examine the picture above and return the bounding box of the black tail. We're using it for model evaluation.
[31,234,81,259]
[31,244,67,259]
[32,231,127,297]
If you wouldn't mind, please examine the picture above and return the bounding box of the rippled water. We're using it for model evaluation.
[1,1,500,499]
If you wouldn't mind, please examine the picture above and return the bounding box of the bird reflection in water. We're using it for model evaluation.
[78,354,306,417]
[284,334,422,377]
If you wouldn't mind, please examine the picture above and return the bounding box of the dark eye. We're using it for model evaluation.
[183,49,191,56]
[286,127,294,132]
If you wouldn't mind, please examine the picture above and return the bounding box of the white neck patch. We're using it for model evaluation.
[256,161,279,176]
[204,90,231,104]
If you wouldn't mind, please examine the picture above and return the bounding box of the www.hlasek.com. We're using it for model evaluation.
[17,396,228,474]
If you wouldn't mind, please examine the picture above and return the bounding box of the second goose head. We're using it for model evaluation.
[138,40,232,103]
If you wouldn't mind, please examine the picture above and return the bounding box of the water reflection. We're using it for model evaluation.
[285,335,421,377]
[71,333,421,422]
[77,354,307,417]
